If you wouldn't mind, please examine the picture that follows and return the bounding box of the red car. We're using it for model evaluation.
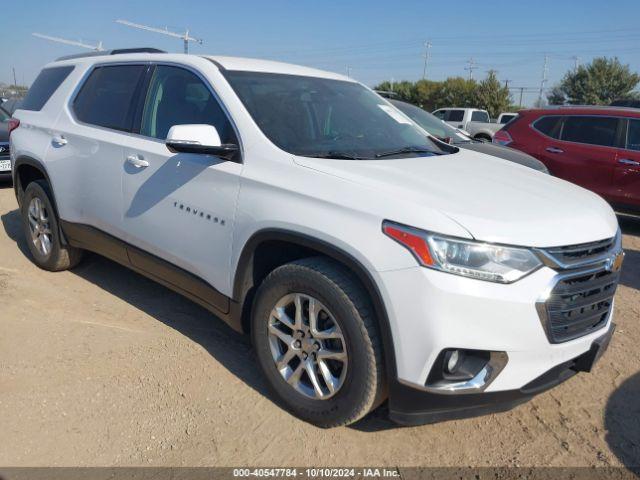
[494,106,640,213]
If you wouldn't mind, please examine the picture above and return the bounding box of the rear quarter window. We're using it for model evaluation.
[532,115,563,139]
[20,66,74,111]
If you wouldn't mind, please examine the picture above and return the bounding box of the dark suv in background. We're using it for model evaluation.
[494,106,640,214]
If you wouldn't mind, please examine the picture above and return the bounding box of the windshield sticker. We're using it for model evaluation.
[377,104,413,124]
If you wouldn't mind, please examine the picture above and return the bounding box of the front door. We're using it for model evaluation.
[611,118,640,210]
[120,64,242,299]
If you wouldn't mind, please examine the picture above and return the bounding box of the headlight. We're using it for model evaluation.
[383,221,542,283]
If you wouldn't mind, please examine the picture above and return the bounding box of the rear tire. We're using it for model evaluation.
[21,180,83,271]
[251,257,385,427]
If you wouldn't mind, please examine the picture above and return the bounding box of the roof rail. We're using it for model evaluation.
[56,48,167,62]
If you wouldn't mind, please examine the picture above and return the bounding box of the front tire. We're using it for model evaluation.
[251,257,385,427]
[21,180,83,271]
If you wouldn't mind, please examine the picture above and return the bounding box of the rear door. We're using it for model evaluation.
[49,63,148,243]
[537,115,622,200]
[611,118,640,210]
[119,64,242,302]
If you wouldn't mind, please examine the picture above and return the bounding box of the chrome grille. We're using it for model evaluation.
[541,237,615,268]
[536,232,622,343]
[540,268,619,343]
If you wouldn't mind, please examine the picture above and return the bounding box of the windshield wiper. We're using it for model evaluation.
[305,151,369,160]
[374,146,440,158]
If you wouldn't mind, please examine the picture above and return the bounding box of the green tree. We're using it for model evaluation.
[475,70,512,118]
[373,80,415,102]
[558,57,640,105]
[546,86,566,105]
[434,77,478,110]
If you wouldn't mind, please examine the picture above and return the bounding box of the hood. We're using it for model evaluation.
[294,149,618,248]
[457,142,548,172]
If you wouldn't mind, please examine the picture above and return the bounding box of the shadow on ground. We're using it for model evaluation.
[618,215,640,292]
[0,208,276,407]
[1,207,392,430]
[605,372,640,470]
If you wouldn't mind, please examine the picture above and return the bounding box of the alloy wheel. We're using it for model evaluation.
[27,196,52,257]
[267,293,348,399]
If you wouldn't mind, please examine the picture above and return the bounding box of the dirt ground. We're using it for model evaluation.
[0,181,639,468]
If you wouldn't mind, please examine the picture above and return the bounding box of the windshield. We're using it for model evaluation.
[224,71,446,159]
[0,107,9,122]
[390,100,469,143]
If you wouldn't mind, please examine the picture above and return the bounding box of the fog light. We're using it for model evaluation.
[444,349,462,373]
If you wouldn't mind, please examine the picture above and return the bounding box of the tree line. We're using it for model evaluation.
[373,57,639,117]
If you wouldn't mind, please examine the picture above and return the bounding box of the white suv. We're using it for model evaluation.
[9,50,624,427]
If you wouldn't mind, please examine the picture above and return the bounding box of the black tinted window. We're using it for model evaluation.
[627,120,640,151]
[21,66,74,111]
[533,116,563,139]
[562,116,619,147]
[471,111,489,122]
[73,65,146,131]
[140,66,234,142]
[447,110,464,122]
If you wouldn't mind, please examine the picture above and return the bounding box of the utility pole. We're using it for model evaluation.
[345,66,352,78]
[464,58,477,81]
[116,19,203,54]
[518,87,525,108]
[504,79,512,89]
[12,67,17,87]
[422,41,432,80]
[538,55,549,106]
[572,55,581,71]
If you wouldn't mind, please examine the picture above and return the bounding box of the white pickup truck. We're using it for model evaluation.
[432,108,516,141]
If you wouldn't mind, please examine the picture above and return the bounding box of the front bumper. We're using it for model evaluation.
[376,264,616,424]
[388,324,614,425]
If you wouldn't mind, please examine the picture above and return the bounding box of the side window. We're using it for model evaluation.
[471,111,489,122]
[73,65,146,131]
[433,110,445,119]
[627,119,640,151]
[500,114,516,124]
[21,66,74,111]
[140,65,234,142]
[561,116,619,147]
[533,116,563,139]
[447,110,464,122]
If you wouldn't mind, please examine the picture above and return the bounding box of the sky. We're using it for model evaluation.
[2,0,640,106]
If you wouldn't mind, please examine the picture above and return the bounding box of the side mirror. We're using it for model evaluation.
[165,124,239,160]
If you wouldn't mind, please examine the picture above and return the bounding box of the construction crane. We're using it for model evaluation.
[32,33,104,51]
[115,19,203,54]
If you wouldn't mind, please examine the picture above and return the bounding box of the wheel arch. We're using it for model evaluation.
[13,156,68,244]
[233,228,398,379]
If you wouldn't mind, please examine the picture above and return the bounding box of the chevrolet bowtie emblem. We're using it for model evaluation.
[605,251,624,273]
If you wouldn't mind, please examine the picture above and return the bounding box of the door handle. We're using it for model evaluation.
[618,158,640,166]
[52,135,67,146]
[126,154,149,168]
[545,146,564,154]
